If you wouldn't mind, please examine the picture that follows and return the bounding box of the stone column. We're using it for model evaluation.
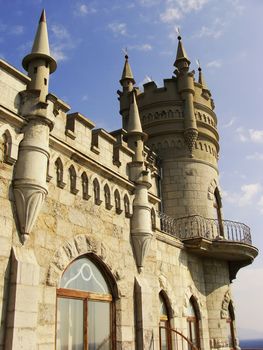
[5,247,40,350]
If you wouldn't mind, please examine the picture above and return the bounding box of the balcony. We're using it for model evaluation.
[157,212,258,280]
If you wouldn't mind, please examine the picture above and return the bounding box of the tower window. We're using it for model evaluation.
[34,67,37,73]
[44,78,47,85]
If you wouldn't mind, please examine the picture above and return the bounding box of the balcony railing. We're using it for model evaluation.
[157,212,252,245]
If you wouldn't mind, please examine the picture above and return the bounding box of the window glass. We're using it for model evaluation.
[88,301,111,350]
[56,298,83,350]
[60,257,109,294]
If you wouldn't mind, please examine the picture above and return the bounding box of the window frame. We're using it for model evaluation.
[56,256,116,350]
[159,292,172,350]
[187,297,201,349]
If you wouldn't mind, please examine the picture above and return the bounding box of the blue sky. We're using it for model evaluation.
[0,0,262,340]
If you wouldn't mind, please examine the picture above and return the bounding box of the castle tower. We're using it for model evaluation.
[13,9,56,241]
[120,35,219,220]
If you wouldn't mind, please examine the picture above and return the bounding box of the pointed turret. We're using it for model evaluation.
[197,63,211,99]
[120,54,135,92]
[174,35,191,73]
[22,9,56,100]
[127,90,143,135]
[126,90,146,162]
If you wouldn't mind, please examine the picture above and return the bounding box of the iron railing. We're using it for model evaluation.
[159,326,198,350]
[157,212,252,245]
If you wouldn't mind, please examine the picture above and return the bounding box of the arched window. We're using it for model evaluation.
[56,256,114,350]
[227,302,235,349]
[104,184,112,210]
[159,293,172,350]
[93,178,101,205]
[124,195,131,218]
[114,190,122,214]
[69,165,78,195]
[151,208,156,230]
[187,297,200,349]
[81,172,90,200]
[213,187,223,236]
[55,158,66,189]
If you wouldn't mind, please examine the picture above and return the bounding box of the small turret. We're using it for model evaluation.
[126,90,147,163]
[120,54,135,92]
[174,35,191,73]
[22,9,56,100]
[197,61,211,99]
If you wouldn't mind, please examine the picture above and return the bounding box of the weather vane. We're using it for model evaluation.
[122,47,128,58]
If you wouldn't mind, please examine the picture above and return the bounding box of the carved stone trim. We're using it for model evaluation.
[47,234,124,296]
[13,182,47,240]
[131,232,152,272]
[184,128,198,156]
[220,290,231,319]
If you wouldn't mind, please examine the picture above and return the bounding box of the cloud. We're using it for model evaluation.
[176,0,209,12]
[224,183,262,207]
[206,59,222,68]
[196,25,223,39]
[249,129,263,143]
[138,0,160,6]
[236,127,263,144]
[246,153,263,161]
[51,24,70,40]
[10,25,24,35]
[258,196,263,214]
[108,22,127,36]
[50,24,77,62]
[74,3,97,16]
[222,118,235,128]
[81,95,89,101]
[160,7,182,23]
[128,43,152,51]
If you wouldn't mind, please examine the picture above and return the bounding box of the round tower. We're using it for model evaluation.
[120,37,220,220]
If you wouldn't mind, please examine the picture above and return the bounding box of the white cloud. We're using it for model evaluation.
[223,183,262,207]
[196,25,223,39]
[51,24,70,40]
[206,59,222,68]
[74,3,97,16]
[249,129,263,143]
[246,152,263,161]
[160,7,182,23]
[258,196,263,214]
[222,118,235,128]
[10,25,24,35]
[50,24,77,62]
[176,0,209,12]
[128,43,152,51]
[138,0,160,6]
[236,127,263,144]
[108,22,127,36]
[81,95,89,101]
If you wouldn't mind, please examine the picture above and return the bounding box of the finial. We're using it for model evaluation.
[39,9,46,23]
[176,27,181,41]
[120,48,135,86]
[196,59,201,71]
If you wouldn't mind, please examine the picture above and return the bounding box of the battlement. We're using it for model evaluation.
[0,60,160,202]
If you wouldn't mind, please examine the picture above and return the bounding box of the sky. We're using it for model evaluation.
[0,0,262,340]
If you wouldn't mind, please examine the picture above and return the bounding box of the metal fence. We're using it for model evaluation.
[157,212,252,245]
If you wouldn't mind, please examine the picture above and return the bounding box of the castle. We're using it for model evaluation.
[0,9,258,350]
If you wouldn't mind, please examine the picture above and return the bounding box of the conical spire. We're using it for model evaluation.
[127,90,142,134]
[120,54,135,85]
[174,35,190,72]
[22,9,57,73]
[197,61,211,97]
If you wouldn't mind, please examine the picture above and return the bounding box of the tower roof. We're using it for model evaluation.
[120,54,135,85]
[22,9,57,73]
[174,35,190,71]
[127,90,143,135]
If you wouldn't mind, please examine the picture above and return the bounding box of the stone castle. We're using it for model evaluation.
[0,9,258,350]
